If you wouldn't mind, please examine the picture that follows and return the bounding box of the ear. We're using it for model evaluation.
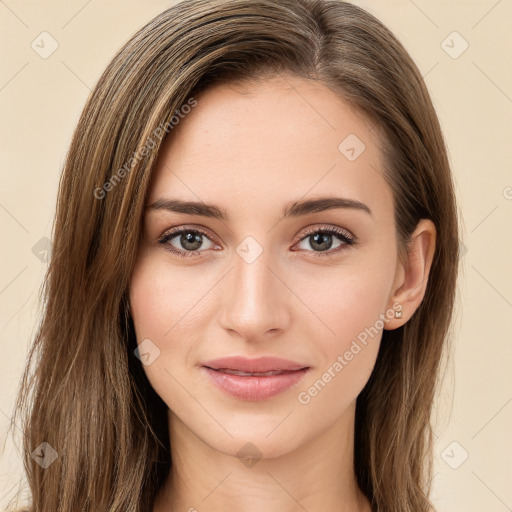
[384,219,436,330]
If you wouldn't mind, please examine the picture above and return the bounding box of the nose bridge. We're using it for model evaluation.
[219,242,288,339]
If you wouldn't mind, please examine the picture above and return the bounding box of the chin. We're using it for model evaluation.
[186,408,308,459]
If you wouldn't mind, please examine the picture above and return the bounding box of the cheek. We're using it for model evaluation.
[128,253,220,403]
[295,300,384,421]
[129,253,210,341]
[304,254,394,351]
[329,276,390,351]
[297,251,396,406]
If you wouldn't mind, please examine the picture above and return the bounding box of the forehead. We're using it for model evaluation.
[147,74,392,223]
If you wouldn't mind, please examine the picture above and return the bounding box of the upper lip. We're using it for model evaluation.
[202,356,309,373]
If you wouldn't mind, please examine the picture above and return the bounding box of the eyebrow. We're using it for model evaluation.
[146,196,372,221]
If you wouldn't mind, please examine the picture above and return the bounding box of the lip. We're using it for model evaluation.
[201,356,308,373]
[200,356,310,401]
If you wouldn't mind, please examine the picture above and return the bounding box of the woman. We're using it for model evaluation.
[12,0,459,510]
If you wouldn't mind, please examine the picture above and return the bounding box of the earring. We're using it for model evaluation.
[395,309,403,319]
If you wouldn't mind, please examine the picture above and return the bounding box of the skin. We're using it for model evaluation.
[128,74,436,512]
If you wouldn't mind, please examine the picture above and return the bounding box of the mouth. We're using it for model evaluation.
[201,355,309,373]
[200,356,310,401]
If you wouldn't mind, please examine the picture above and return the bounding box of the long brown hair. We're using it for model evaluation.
[10,0,459,510]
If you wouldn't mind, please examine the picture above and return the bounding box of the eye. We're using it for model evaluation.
[158,224,356,259]
[158,227,219,258]
[293,225,356,257]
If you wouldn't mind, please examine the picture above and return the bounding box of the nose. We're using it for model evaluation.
[219,247,291,342]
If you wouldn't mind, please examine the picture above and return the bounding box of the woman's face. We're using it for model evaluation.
[129,74,402,459]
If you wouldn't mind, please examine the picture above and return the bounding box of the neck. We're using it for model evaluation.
[153,400,371,512]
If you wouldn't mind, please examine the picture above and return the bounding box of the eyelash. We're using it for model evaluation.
[158,224,356,259]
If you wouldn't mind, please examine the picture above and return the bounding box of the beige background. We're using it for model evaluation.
[1,0,511,510]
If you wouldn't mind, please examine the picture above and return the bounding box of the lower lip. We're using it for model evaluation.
[201,367,309,401]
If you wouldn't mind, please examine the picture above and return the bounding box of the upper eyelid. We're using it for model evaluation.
[300,224,354,241]
[160,225,217,242]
